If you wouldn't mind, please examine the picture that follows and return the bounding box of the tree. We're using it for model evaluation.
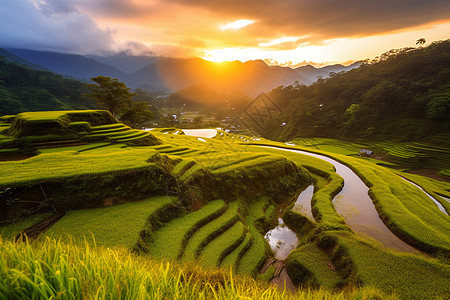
[416,38,426,46]
[85,76,135,117]
[121,101,154,128]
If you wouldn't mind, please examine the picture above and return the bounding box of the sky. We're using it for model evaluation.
[1,0,449,67]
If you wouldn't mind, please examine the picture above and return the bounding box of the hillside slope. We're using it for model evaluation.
[266,39,450,141]
[0,56,96,115]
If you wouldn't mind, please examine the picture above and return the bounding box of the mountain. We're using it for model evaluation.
[128,57,313,95]
[295,62,362,82]
[8,48,359,96]
[6,48,125,81]
[0,48,47,71]
[86,52,160,73]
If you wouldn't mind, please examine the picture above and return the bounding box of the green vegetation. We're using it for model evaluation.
[0,238,393,299]
[331,233,450,299]
[238,199,272,275]
[1,110,449,299]
[0,148,159,186]
[182,201,240,262]
[146,200,226,260]
[0,213,51,239]
[266,39,450,141]
[44,196,176,247]
[85,76,154,128]
[200,220,246,267]
[0,57,94,116]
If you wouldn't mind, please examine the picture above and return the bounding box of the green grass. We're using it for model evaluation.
[15,110,98,121]
[238,199,271,275]
[44,196,176,247]
[182,201,240,262]
[37,143,110,154]
[0,148,159,186]
[395,171,450,213]
[221,233,253,270]
[339,155,450,253]
[247,141,450,254]
[199,221,246,267]
[0,213,52,239]
[286,243,342,289]
[0,237,392,299]
[336,232,450,299]
[246,146,347,230]
[172,159,197,177]
[147,200,226,260]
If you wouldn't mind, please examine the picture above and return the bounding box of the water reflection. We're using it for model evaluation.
[292,185,315,221]
[400,178,448,215]
[182,129,218,138]
[264,218,299,260]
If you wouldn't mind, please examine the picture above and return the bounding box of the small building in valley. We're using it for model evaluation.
[359,149,374,157]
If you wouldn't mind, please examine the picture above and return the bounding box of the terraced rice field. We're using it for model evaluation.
[146,198,273,275]
[1,116,450,299]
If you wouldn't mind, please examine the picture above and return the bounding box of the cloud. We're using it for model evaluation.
[0,0,117,54]
[165,0,450,42]
[220,20,256,30]
[1,0,449,61]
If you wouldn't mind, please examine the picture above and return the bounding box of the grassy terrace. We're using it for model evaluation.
[0,148,159,186]
[335,232,450,299]
[44,196,176,247]
[238,199,272,275]
[246,146,348,230]
[199,220,246,267]
[147,200,227,260]
[182,201,241,262]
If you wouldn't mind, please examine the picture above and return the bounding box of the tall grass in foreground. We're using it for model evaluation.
[0,237,391,299]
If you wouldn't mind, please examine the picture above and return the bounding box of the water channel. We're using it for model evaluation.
[400,178,448,215]
[261,146,419,254]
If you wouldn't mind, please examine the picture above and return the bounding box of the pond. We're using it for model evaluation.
[264,218,299,260]
[182,129,219,138]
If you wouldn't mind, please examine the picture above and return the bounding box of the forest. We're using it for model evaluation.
[263,39,450,141]
[0,57,94,115]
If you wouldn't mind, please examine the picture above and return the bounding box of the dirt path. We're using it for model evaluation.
[260,258,297,292]
[15,210,66,241]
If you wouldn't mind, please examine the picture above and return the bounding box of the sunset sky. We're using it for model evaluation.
[1,0,449,67]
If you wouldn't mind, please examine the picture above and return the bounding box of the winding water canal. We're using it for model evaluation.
[261,146,419,253]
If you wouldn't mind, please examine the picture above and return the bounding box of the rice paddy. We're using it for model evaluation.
[1,110,449,299]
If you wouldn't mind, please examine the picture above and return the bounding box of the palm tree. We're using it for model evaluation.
[416,38,426,46]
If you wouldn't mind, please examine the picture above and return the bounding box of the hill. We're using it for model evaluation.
[263,39,450,141]
[0,55,96,115]
[6,48,125,80]
[7,48,358,95]
[86,52,160,73]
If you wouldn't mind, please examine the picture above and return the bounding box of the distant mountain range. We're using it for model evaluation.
[4,48,360,95]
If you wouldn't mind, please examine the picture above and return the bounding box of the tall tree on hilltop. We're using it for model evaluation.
[85,76,135,118]
[416,38,426,46]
